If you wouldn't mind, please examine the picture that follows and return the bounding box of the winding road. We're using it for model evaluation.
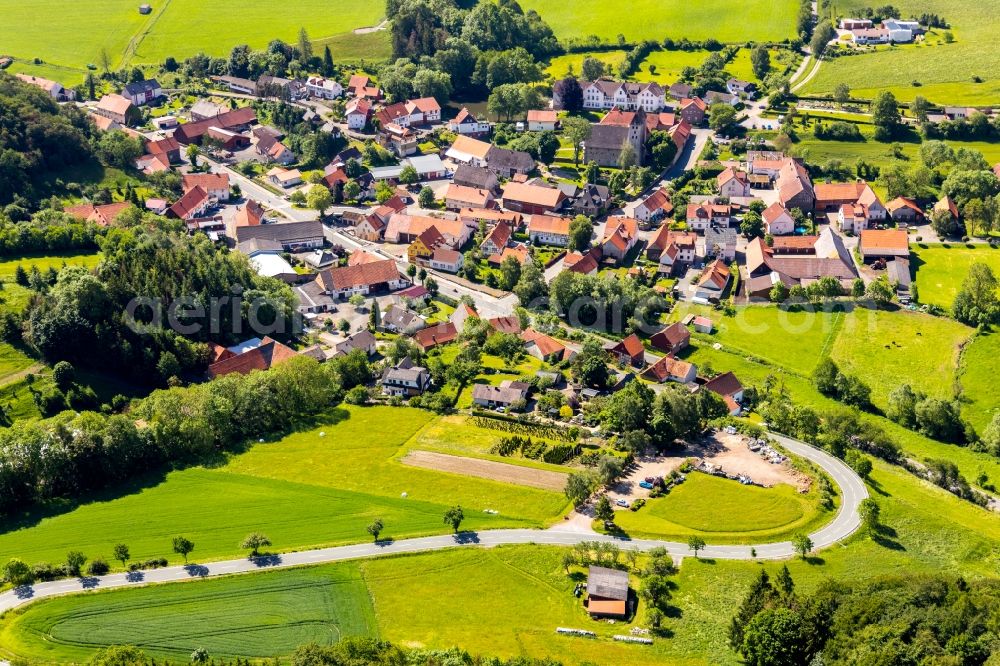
[0,433,866,616]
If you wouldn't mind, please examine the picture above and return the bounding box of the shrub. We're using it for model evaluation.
[86,558,110,576]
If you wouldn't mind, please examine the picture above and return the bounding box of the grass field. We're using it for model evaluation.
[0,406,569,567]
[911,243,1000,309]
[957,330,1000,431]
[545,47,771,85]
[518,0,799,44]
[0,252,102,314]
[801,0,1000,104]
[7,458,1000,665]
[0,563,376,662]
[613,472,828,543]
[0,0,386,83]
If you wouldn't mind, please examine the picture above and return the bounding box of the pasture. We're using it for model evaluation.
[911,243,1000,310]
[6,462,1000,665]
[0,0,386,82]
[517,0,799,44]
[801,0,1000,104]
[0,253,102,314]
[957,331,1000,432]
[0,406,569,567]
[0,564,376,662]
[612,472,827,543]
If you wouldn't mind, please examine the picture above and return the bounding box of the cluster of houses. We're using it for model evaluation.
[839,17,925,44]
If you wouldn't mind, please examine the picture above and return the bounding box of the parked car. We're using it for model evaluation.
[639,481,654,490]
[615,499,629,508]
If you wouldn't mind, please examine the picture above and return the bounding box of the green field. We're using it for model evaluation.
[6,458,1000,665]
[802,0,1000,104]
[0,406,569,567]
[0,253,102,314]
[519,0,799,44]
[957,331,1000,431]
[613,472,828,543]
[0,563,376,662]
[0,0,386,84]
[911,243,1000,310]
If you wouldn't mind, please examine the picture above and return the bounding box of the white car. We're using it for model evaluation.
[615,499,629,508]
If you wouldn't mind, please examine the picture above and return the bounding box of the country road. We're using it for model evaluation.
[0,433,867,616]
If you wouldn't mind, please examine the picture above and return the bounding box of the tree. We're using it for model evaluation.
[833,82,851,105]
[186,143,200,167]
[617,139,638,170]
[348,293,366,309]
[52,360,75,391]
[565,472,595,507]
[413,68,452,105]
[97,131,143,169]
[366,518,385,542]
[851,277,866,299]
[173,536,194,563]
[981,412,1000,455]
[343,180,361,201]
[297,27,313,61]
[98,47,111,74]
[241,532,271,557]
[741,608,810,666]
[769,281,789,303]
[858,497,881,535]
[399,165,419,185]
[513,258,547,305]
[809,20,835,57]
[791,533,812,558]
[443,505,464,533]
[688,535,706,558]
[568,215,594,251]
[418,186,435,209]
[113,543,130,569]
[536,131,560,165]
[709,104,738,133]
[307,186,333,217]
[597,455,625,486]
[740,211,764,239]
[845,450,872,479]
[191,647,209,664]
[595,495,615,524]
[750,45,771,80]
[952,262,1000,327]
[562,117,592,166]
[812,358,840,395]
[572,337,611,389]
[557,77,583,112]
[865,275,894,306]
[581,56,606,82]
[66,550,87,576]
[322,45,334,75]
[498,255,522,291]
[871,91,901,141]
[2,558,32,587]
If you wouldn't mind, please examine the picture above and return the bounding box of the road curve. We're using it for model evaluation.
[0,433,866,616]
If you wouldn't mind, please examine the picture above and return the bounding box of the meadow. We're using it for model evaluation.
[957,331,1000,432]
[911,243,1000,310]
[800,0,1000,104]
[6,459,1000,665]
[545,47,774,86]
[518,0,799,44]
[0,0,386,83]
[613,472,829,543]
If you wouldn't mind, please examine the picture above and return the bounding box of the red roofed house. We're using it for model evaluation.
[886,197,924,224]
[527,109,559,131]
[345,98,372,130]
[644,355,697,384]
[65,202,132,227]
[694,259,732,300]
[207,336,299,378]
[503,182,567,216]
[605,333,645,368]
[650,322,690,355]
[521,328,575,364]
[679,97,706,125]
[182,173,231,201]
[647,227,696,270]
[526,214,572,246]
[167,186,211,221]
[762,202,795,236]
[481,222,513,257]
[414,322,459,351]
[600,216,638,263]
[448,107,491,136]
[445,184,494,211]
[234,199,266,227]
[94,94,139,126]
[815,180,886,233]
[315,259,410,300]
[564,250,599,276]
[703,371,744,415]
[686,202,732,231]
[717,167,751,198]
[629,188,673,226]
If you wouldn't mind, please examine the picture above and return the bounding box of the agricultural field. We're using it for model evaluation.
[0,406,569,567]
[801,0,1000,104]
[0,564,376,663]
[829,308,973,411]
[518,0,799,44]
[911,243,1000,310]
[613,472,828,543]
[6,460,1000,665]
[0,0,386,84]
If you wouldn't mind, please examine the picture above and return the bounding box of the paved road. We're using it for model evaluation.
[0,433,866,616]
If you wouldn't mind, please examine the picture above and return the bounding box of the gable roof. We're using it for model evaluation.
[207,337,298,378]
[319,259,401,292]
[527,214,571,235]
[97,94,134,116]
[182,172,229,193]
[697,259,731,291]
[168,185,209,220]
[413,322,459,350]
[449,135,493,160]
[644,355,695,383]
[504,183,565,209]
[704,371,743,398]
[234,199,265,227]
[651,322,690,350]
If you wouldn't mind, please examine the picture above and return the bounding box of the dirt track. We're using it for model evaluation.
[402,450,568,491]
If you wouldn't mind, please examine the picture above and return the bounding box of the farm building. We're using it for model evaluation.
[586,566,630,618]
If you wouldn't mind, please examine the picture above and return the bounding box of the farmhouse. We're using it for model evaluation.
[762,202,795,236]
[317,259,409,300]
[331,330,377,358]
[527,214,571,246]
[886,197,924,224]
[15,73,75,101]
[650,322,690,355]
[453,164,499,193]
[445,184,494,211]
[704,225,738,263]
[65,202,132,227]
[560,182,609,218]
[485,146,535,178]
[181,173,230,201]
[122,79,162,106]
[522,328,574,363]
[600,216,639,263]
[234,200,266,227]
[859,229,909,261]
[380,304,427,334]
[775,159,815,212]
[605,333,645,367]
[586,566,629,618]
[686,202,731,231]
[190,99,225,121]
[694,259,732,300]
[480,222,513,257]
[644,355,697,384]
[446,135,493,167]
[564,250,599,276]
[414,322,460,351]
[744,229,857,298]
[173,107,256,144]
[266,167,303,189]
[526,109,559,131]
[679,97,707,125]
[503,183,567,215]
[726,79,757,98]
[166,185,211,222]
[305,76,343,99]
[717,167,751,198]
[207,336,299,379]
[95,94,139,126]
[628,188,673,226]
[385,214,472,247]
[815,180,885,233]
[472,380,531,411]
[704,371,744,415]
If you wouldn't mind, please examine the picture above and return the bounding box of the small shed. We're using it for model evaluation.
[692,316,713,334]
[138,4,152,14]
[586,566,629,618]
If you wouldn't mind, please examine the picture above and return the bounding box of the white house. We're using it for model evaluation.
[448,108,490,136]
[306,76,343,99]
[571,80,667,112]
[345,98,372,130]
[428,248,464,273]
[717,168,751,198]
[527,214,571,246]
[527,109,559,131]
[762,202,795,236]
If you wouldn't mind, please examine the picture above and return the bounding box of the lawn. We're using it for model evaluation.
[0,406,569,568]
[613,472,829,544]
[518,0,799,43]
[800,0,1000,104]
[911,243,1000,310]
[7,460,1000,665]
[829,308,973,411]
[544,51,628,80]
[0,0,385,80]
[0,564,376,663]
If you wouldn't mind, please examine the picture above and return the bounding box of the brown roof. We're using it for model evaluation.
[650,322,690,352]
[503,182,565,209]
[887,197,923,215]
[174,106,255,143]
[860,229,908,252]
[446,184,492,207]
[234,199,265,227]
[97,94,133,116]
[414,322,459,350]
[611,333,644,359]
[644,355,694,383]
[697,259,731,290]
[489,315,522,334]
[207,337,299,378]
[527,214,571,235]
[65,202,132,226]
[182,172,229,193]
[168,185,209,220]
[320,259,401,292]
[704,371,743,398]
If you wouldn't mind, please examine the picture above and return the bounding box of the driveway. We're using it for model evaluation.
[0,431,866,616]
